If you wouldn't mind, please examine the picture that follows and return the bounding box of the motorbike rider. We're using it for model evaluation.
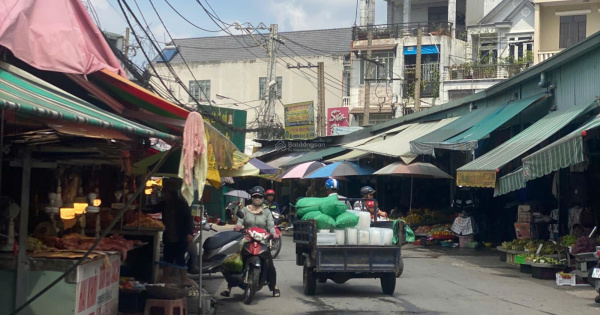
[353,186,387,220]
[222,186,280,298]
[264,189,281,216]
[325,178,351,208]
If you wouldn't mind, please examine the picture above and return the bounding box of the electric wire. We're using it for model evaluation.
[163,0,222,33]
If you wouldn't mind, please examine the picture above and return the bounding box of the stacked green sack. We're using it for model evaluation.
[296,194,359,230]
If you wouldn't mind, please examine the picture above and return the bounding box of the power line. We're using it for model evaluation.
[163,0,222,33]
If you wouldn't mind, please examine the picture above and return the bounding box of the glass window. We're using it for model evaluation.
[560,15,586,49]
[189,80,210,102]
[360,51,394,84]
[259,76,282,100]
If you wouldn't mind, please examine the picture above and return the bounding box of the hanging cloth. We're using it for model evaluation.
[179,112,208,205]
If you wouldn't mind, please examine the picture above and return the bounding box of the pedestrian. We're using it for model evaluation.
[144,178,194,265]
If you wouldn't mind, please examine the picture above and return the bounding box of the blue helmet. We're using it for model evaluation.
[325,178,339,189]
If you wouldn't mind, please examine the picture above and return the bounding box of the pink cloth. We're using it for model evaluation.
[182,112,207,185]
[0,0,125,76]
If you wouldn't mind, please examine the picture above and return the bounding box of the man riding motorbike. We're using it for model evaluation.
[221,186,281,298]
[325,178,351,208]
[353,186,387,220]
[264,189,281,216]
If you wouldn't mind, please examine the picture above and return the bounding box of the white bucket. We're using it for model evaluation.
[346,228,358,245]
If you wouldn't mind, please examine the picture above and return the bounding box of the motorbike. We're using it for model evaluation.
[588,248,600,303]
[222,210,274,305]
[186,220,244,275]
[270,212,283,259]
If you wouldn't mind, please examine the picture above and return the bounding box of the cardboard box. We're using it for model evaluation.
[514,223,531,239]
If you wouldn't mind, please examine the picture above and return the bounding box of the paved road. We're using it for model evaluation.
[199,234,600,315]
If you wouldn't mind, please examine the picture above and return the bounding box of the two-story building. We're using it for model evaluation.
[534,0,600,64]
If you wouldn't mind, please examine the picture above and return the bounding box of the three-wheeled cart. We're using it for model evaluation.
[293,219,404,295]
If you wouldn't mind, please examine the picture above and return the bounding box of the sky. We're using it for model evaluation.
[89,0,387,62]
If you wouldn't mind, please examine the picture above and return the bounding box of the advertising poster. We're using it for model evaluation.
[327,107,349,136]
[284,101,315,139]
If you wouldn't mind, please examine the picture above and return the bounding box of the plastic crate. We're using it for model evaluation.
[532,265,563,280]
[555,273,577,286]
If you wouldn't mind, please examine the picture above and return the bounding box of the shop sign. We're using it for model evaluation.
[75,254,120,315]
[327,107,349,136]
[284,101,315,139]
[456,171,496,188]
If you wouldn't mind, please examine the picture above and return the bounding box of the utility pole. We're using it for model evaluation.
[124,27,130,59]
[363,25,373,126]
[414,26,422,111]
[286,62,325,136]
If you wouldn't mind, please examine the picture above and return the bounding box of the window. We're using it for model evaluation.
[189,80,210,102]
[428,6,448,23]
[259,77,282,100]
[560,15,586,49]
[360,51,394,84]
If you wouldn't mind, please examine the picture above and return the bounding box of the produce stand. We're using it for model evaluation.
[572,252,598,281]
[109,228,163,283]
[0,252,121,314]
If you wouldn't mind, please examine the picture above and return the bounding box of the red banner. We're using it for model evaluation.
[327,107,349,135]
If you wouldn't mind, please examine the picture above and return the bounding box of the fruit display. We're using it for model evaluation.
[400,209,458,225]
[571,236,599,254]
[560,235,577,247]
[558,272,573,279]
[401,214,422,225]
[27,237,49,253]
[501,239,565,254]
[414,226,432,234]
[432,230,454,239]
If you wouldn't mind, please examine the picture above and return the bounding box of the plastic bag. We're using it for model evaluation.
[393,219,414,244]
[222,253,243,273]
[297,205,320,217]
[313,213,336,229]
[302,211,322,220]
[320,199,349,218]
[295,197,326,208]
[335,212,359,229]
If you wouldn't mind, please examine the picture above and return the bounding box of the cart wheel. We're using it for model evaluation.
[303,263,317,295]
[396,258,404,277]
[381,273,396,295]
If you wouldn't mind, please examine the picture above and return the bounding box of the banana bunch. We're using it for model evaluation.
[27,237,47,253]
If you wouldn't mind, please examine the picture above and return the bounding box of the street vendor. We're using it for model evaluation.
[353,186,387,220]
[144,178,194,265]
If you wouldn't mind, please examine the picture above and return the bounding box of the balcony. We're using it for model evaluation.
[353,21,456,41]
[446,63,531,80]
[403,64,440,98]
[537,50,562,64]
[342,96,350,107]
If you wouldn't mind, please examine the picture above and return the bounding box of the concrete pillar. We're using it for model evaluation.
[448,0,457,38]
[387,1,395,24]
[403,0,411,24]
[360,0,375,26]
[533,3,541,64]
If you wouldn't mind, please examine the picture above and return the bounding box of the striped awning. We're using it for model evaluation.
[457,100,598,188]
[0,66,178,142]
[494,168,525,197]
[522,113,600,182]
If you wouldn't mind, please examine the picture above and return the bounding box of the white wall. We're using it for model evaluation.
[152,55,346,154]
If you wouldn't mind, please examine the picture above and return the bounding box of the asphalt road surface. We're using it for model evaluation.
[197,233,600,315]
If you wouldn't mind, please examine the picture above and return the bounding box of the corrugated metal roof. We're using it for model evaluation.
[343,124,413,149]
[262,151,307,168]
[280,146,347,167]
[353,118,459,164]
[167,28,352,64]
[457,100,598,173]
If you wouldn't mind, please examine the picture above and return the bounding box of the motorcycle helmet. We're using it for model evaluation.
[265,189,275,196]
[325,178,339,189]
[250,186,265,197]
[360,186,375,197]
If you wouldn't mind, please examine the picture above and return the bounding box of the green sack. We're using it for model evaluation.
[313,213,336,229]
[302,211,322,220]
[335,212,359,229]
[297,205,320,217]
[295,197,326,208]
[222,253,243,273]
[319,198,349,218]
[393,219,414,245]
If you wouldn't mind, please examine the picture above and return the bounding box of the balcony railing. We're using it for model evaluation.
[537,50,562,63]
[342,96,350,107]
[446,63,531,80]
[353,21,454,41]
[403,64,440,98]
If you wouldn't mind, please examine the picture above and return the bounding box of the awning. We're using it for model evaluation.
[410,106,503,155]
[404,45,440,55]
[349,106,395,114]
[522,113,600,182]
[456,100,598,188]
[0,67,178,141]
[494,168,525,197]
[280,147,347,167]
[351,43,397,51]
[263,152,307,169]
[411,95,545,155]
[343,124,411,149]
[326,149,371,162]
[353,118,459,164]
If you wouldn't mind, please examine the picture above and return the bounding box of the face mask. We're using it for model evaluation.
[252,197,264,206]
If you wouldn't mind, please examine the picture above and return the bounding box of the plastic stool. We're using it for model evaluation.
[144,298,187,315]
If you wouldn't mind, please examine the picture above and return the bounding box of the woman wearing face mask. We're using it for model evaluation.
[232,186,280,297]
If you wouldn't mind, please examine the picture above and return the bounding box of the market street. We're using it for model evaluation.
[195,234,600,315]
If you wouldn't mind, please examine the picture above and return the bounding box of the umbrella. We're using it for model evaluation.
[305,161,375,178]
[248,158,278,175]
[224,190,251,199]
[280,161,325,179]
[373,162,453,210]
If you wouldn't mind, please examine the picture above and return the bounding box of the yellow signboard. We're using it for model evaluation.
[285,125,316,139]
[284,101,314,126]
[456,171,497,188]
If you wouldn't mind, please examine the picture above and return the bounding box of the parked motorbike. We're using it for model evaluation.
[186,220,244,275]
[588,249,600,303]
[222,210,274,305]
[270,212,283,259]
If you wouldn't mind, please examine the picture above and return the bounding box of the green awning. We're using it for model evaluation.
[522,113,600,182]
[416,95,545,155]
[494,168,525,197]
[457,100,598,188]
[0,68,178,142]
[410,106,503,155]
[280,147,347,167]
